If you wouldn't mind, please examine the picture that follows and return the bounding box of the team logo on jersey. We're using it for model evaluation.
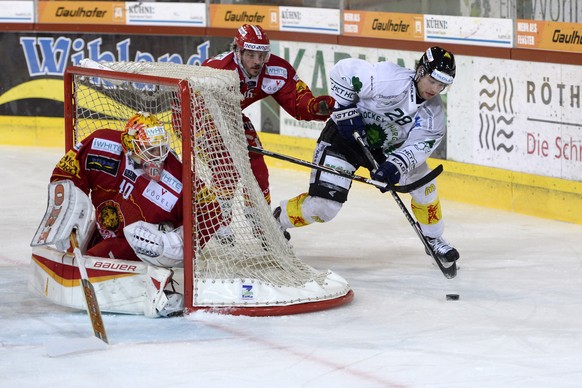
[96,200,124,236]
[56,150,81,177]
[143,180,178,212]
[265,66,287,78]
[86,154,120,176]
[91,138,123,155]
[366,125,389,149]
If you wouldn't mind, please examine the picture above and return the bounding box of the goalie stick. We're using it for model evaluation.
[351,132,457,279]
[46,232,109,357]
[70,231,109,344]
[248,145,443,194]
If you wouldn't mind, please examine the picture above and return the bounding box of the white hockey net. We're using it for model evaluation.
[66,61,352,315]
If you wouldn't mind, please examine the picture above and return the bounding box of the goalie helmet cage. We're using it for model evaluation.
[63,62,353,316]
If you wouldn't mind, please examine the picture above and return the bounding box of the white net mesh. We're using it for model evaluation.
[69,61,351,314]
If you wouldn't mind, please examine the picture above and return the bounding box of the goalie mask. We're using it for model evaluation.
[416,46,456,90]
[123,112,170,181]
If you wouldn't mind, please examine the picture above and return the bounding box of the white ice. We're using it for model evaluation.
[1,145,582,387]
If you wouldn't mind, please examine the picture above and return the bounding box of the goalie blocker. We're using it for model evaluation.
[30,180,184,317]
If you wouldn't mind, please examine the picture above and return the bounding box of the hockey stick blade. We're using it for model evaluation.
[351,132,457,279]
[248,146,442,193]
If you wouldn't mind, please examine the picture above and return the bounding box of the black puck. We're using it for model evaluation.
[446,294,459,301]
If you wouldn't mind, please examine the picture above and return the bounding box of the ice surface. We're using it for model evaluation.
[1,145,582,387]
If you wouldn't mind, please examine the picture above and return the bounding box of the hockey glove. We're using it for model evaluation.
[308,95,335,118]
[371,157,405,191]
[331,104,366,143]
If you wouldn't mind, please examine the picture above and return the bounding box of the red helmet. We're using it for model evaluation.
[234,24,270,52]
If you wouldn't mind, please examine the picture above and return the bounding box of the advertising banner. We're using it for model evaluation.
[38,1,125,25]
[342,11,423,41]
[516,20,582,54]
[447,56,582,182]
[125,2,206,27]
[0,32,215,120]
[0,1,34,23]
[279,6,339,35]
[424,15,513,48]
[208,4,279,30]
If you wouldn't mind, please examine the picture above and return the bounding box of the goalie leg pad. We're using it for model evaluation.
[123,221,184,268]
[31,180,96,252]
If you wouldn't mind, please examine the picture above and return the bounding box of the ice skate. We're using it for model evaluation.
[426,236,459,263]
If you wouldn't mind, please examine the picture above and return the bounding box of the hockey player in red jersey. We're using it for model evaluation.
[49,111,219,264]
[202,24,334,244]
[202,24,334,205]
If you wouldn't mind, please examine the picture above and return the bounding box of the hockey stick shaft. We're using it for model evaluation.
[70,232,109,343]
[248,145,442,194]
[352,132,457,279]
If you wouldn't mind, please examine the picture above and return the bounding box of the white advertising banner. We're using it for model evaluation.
[0,1,34,23]
[424,15,513,48]
[126,2,206,27]
[279,7,340,35]
[447,57,582,182]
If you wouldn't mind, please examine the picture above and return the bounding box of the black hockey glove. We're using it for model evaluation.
[371,158,403,192]
[331,104,366,143]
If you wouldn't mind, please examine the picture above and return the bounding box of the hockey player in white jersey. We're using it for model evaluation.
[274,46,460,264]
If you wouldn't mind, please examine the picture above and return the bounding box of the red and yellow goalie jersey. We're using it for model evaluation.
[202,51,329,121]
[50,129,184,260]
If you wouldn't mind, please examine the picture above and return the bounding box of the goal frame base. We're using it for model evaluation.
[186,290,354,317]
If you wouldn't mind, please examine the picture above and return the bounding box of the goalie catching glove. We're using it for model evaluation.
[331,104,366,143]
[123,221,184,268]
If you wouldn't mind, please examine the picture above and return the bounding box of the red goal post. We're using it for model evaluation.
[63,61,353,316]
